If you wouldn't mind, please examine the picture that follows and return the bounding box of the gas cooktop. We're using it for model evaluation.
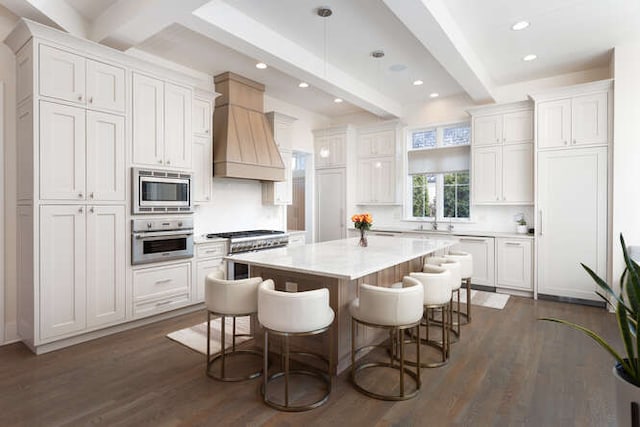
[207,230,285,239]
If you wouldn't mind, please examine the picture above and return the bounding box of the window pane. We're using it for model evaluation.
[443,124,471,146]
[443,171,470,219]
[457,186,470,218]
[412,174,436,217]
[457,171,469,184]
[443,186,456,217]
[411,129,436,149]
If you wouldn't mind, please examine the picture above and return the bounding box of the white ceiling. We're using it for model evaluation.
[2,0,639,118]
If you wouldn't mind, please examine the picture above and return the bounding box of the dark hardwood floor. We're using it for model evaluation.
[0,296,619,426]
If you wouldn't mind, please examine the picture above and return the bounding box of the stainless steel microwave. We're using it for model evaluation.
[132,168,193,214]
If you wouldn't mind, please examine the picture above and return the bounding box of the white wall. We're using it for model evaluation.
[0,5,18,344]
[612,44,640,289]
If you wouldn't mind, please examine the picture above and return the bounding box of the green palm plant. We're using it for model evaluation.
[541,234,640,387]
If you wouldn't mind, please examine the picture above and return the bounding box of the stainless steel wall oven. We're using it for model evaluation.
[132,217,194,265]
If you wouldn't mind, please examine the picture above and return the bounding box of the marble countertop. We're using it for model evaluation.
[225,236,457,280]
[353,225,535,240]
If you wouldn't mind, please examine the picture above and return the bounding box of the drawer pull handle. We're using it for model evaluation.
[205,249,218,254]
[505,242,522,246]
[460,238,488,242]
[155,278,172,284]
[156,300,173,306]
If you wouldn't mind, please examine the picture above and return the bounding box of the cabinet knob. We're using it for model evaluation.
[572,139,577,145]
[205,196,210,200]
[158,160,163,164]
[205,129,209,134]
[89,207,94,213]
[564,140,568,145]
[88,97,93,104]
[166,160,171,165]
[89,192,94,199]
[496,138,499,142]
[78,94,83,101]
[503,138,506,142]
[78,192,83,198]
[78,207,83,213]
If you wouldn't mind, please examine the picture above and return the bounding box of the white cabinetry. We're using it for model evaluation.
[132,263,191,318]
[132,73,192,169]
[470,102,533,205]
[314,129,347,169]
[316,168,346,242]
[537,90,609,149]
[453,236,495,287]
[288,232,306,247]
[192,95,214,203]
[40,205,125,340]
[194,241,227,302]
[39,44,125,113]
[356,125,398,205]
[497,238,532,291]
[263,150,293,205]
[39,102,125,202]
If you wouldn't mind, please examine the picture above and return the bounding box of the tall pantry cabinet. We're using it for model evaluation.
[531,80,612,302]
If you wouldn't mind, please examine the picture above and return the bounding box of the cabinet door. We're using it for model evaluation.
[572,92,608,146]
[86,206,125,328]
[274,150,293,204]
[358,130,395,157]
[473,114,502,146]
[502,143,533,203]
[40,205,86,340]
[356,159,373,204]
[86,111,125,201]
[537,147,607,301]
[472,146,501,203]
[315,134,346,168]
[537,99,571,149]
[316,168,346,242]
[497,238,532,290]
[86,59,126,113]
[196,258,225,302]
[132,73,164,167]
[503,110,533,144]
[454,237,495,287]
[193,98,212,136]
[371,158,396,203]
[39,101,86,200]
[164,82,193,169]
[39,45,85,105]
[193,135,212,203]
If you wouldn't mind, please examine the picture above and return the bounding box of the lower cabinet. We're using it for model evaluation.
[453,236,496,287]
[40,205,125,340]
[288,231,306,247]
[496,238,532,291]
[132,262,192,318]
[194,241,228,302]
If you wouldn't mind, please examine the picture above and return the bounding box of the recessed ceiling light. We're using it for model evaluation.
[256,62,268,69]
[334,98,343,103]
[511,21,530,31]
[429,92,439,98]
[413,80,424,86]
[523,54,537,61]
[298,82,309,88]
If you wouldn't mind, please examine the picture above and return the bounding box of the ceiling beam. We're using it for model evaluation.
[183,1,403,118]
[89,0,209,50]
[0,0,74,34]
[383,0,495,103]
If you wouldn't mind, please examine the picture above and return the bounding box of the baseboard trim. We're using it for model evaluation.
[471,284,496,293]
[538,293,606,308]
[29,303,205,355]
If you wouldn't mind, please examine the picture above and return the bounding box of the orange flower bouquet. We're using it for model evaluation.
[351,213,373,247]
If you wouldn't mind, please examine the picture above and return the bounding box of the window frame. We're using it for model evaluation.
[404,121,472,223]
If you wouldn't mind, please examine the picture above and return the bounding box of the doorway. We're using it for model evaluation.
[287,151,311,234]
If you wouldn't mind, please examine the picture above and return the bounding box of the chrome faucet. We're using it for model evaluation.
[430,203,438,230]
[447,218,454,232]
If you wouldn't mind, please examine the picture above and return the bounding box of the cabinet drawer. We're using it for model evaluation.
[288,234,306,247]
[133,263,191,299]
[196,242,227,259]
[133,292,190,318]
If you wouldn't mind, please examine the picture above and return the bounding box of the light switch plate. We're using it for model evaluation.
[285,281,298,292]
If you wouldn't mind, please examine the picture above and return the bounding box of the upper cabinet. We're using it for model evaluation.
[193,98,212,136]
[263,112,297,205]
[39,45,125,114]
[355,123,400,205]
[534,81,611,150]
[469,102,533,205]
[314,128,348,169]
[132,73,193,169]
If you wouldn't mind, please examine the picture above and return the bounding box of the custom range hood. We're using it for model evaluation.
[212,72,284,181]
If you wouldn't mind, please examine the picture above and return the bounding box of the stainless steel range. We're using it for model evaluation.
[207,230,288,279]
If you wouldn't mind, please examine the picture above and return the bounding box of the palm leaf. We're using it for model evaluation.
[582,263,632,313]
[618,302,637,375]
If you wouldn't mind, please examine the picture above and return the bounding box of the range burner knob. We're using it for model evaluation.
[147,222,152,229]
[178,221,183,227]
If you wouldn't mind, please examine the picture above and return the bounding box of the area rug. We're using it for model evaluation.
[459,289,510,310]
[167,316,252,355]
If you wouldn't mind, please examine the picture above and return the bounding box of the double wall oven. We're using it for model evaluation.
[131,168,194,265]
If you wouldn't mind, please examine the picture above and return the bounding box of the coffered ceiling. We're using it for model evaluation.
[1,0,638,118]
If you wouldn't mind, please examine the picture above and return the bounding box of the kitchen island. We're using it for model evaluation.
[226,235,457,374]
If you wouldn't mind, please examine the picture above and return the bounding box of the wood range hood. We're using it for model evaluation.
[212,72,285,181]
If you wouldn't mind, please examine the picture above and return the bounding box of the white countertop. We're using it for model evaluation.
[225,236,456,280]
[354,226,535,240]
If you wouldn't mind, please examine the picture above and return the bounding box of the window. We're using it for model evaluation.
[407,123,470,220]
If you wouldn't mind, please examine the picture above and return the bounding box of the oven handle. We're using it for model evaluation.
[134,231,193,239]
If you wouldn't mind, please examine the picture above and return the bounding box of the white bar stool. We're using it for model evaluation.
[445,251,474,324]
[409,266,452,367]
[350,278,424,400]
[258,280,335,412]
[425,256,462,341]
[205,270,264,381]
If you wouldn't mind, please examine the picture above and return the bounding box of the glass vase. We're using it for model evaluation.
[359,228,368,247]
